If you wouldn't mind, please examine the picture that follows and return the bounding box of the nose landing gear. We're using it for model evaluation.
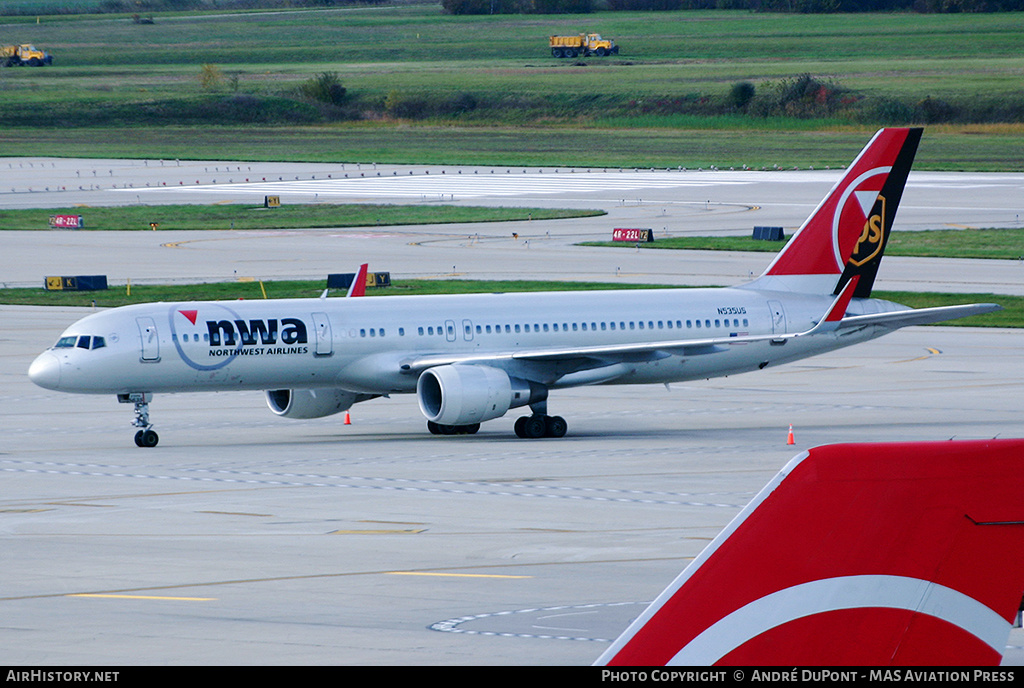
[118,392,159,448]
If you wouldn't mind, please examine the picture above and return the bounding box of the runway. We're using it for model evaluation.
[3,157,1024,665]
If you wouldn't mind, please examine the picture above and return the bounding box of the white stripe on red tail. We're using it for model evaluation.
[750,128,921,296]
[595,439,1024,666]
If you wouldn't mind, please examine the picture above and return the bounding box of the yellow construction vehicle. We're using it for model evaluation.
[549,33,618,58]
[2,44,54,67]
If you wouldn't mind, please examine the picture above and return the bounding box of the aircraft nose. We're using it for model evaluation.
[28,351,61,390]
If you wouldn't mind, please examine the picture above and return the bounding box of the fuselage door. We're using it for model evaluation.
[312,312,333,356]
[768,300,787,335]
[136,316,160,362]
[445,319,456,343]
[462,319,474,342]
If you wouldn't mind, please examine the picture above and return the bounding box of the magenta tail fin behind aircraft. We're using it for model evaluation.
[754,128,922,298]
[595,439,1024,666]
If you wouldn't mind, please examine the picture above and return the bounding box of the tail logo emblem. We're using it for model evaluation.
[849,195,886,267]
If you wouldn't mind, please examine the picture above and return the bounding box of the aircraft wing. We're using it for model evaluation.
[400,288,1000,382]
[400,279,861,375]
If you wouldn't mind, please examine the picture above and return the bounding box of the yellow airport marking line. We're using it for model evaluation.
[894,347,942,364]
[68,594,215,601]
[385,572,531,579]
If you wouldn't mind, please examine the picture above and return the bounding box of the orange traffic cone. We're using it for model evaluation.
[786,424,795,445]
[344,410,351,425]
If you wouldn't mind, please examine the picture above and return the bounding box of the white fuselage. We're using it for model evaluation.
[28,286,899,398]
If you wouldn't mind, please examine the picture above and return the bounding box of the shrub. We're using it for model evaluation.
[297,72,347,106]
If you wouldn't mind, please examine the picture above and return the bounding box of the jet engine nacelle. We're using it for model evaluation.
[266,388,361,419]
[416,365,542,426]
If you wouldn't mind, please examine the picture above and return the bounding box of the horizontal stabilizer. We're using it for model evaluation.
[838,302,1002,331]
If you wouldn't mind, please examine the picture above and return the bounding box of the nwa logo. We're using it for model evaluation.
[848,194,886,267]
[172,309,312,370]
[205,318,308,347]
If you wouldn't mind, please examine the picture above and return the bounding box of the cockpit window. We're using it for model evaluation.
[55,335,106,350]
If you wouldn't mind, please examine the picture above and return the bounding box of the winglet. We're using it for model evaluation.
[346,263,368,298]
[595,439,1024,666]
[800,275,859,336]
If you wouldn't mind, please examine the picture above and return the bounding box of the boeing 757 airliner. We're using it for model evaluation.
[29,128,1000,446]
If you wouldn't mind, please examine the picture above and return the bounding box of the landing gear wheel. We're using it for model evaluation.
[428,421,481,436]
[515,414,568,439]
[123,393,158,448]
[545,415,567,438]
[523,415,547,439]
[514,416,528,438]
[134,429,159,448]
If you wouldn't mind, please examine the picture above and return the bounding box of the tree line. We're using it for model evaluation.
[442,0,1024,13]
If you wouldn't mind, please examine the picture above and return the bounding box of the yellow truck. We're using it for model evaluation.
[2,44,54,67]
[549,33,618,58]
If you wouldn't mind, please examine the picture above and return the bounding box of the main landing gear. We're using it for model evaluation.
[119,392,158,447]
[512,398,566,439]
[514,414,567,439]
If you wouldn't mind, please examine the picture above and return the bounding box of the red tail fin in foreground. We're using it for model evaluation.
[756,128,921,297]
[595,439,1024,666]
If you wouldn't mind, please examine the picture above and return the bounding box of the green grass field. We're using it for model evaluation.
[1,278,1015,327]
[584,228,1024,261]
[1,7,1023,169]
[0,203,603,230]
